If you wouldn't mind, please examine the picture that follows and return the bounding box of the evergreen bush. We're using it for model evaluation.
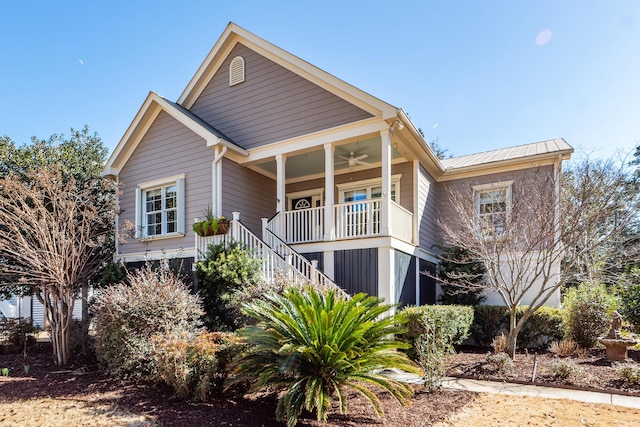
[620,283,640,332]
[195,241,263,331]
[563,282,619,348]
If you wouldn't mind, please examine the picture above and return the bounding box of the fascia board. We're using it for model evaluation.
[436,152,573,182]
[240,118,388,165]
[103,92,246,177]
[178,23,397,119]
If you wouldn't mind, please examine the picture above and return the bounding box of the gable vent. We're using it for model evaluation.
[229,56,245,86]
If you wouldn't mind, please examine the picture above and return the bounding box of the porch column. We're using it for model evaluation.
[275,154,286,213]
[380,128,392,236]
[324,143,335,240]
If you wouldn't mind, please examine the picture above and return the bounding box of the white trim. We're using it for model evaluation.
[336,174,402,202]
[178,23,397,119]
[115,248,197,263]
[286,188,324,210]
[137,174,186,191]
[472,180,514,192]
[137,175,187,240]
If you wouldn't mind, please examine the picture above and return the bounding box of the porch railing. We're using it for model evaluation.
[267,206,324,244]
[195,213,339,292]
[266,200,414,244]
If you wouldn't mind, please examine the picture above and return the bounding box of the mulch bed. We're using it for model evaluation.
[0,343,475,427]
[448,346,640,396]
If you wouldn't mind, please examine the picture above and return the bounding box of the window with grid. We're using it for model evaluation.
[475,183,511,238]
[136,176,185,239]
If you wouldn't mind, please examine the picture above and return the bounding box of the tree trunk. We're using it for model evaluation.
[45,287,73,366]
[507,310,518,360]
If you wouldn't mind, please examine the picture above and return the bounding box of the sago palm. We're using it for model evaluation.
[231,287,420,427]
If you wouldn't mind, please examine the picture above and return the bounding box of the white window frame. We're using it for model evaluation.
[336,174,402,203]
[473,181,513,239]
[286,188,324,210]
[135,174,186,240]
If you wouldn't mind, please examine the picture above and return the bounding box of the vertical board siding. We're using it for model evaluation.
[118,111,213,255]
[419,259,437,305]
[418,164,438,251]
[301,252,324,272]
[222,158,276,234]
[334,249,378,296]
[190,44,373,150]
[394,250,416,308]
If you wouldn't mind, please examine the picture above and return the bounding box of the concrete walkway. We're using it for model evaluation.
[381,370,640,410]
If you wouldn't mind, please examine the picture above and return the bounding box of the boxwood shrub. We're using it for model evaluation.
[399,305,474,359]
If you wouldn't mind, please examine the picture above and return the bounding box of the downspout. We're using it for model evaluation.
[212,146,228,217]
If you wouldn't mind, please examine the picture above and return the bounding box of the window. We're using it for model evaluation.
[474,181,512,238]
[135,175,185,239]
[229,56,245,86]
[338,175,400,203]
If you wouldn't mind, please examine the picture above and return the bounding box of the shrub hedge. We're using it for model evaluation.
[470,305,564,349]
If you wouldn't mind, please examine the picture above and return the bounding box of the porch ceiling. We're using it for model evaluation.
[253,136,404,180]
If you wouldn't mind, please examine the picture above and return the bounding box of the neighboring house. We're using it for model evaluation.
[103,23,573,308]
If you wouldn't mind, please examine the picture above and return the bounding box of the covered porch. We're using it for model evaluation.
[243,125,417,246]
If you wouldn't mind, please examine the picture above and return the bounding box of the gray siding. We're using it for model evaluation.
[190,43,373,149]
[334,249,378,296]
[222,158,277,234]
[395,250,416,308]
[437,166,554,249]
[436,165,555,245]
[418,163,438,251]
[118,111,213,255]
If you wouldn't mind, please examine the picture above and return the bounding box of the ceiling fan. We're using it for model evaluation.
[336,151,370,168]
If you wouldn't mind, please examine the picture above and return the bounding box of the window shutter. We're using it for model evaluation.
[229,56,245,86]
[176,177,186,235]
[135,187,142,238]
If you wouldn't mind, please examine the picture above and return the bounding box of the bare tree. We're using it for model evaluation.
[0,167,116,365]
[438,163,635,358]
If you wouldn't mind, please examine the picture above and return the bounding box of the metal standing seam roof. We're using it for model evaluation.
[440,138,573,170]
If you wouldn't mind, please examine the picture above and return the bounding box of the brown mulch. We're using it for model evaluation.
[1,343,640,426]
[448,346,640,396]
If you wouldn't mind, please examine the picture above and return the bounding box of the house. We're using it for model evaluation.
[103,23,573,307]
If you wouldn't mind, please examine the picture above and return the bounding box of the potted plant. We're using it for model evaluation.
[193,207,229,236]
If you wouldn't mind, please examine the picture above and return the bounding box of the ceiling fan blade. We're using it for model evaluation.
[354,154,368,161]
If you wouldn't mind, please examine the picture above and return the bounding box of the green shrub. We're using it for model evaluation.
[563,283,619,348]
[398,305,472,391]
[617,365,640,385]
[399,305,473,359]
[196,241,263,331]
[0,317,36,349]
[470,305,564,349]
[93,264,203,379]
[470,306,509,347]
[484,352,513,373]
[620,283,640,332]
[550,360,581,379]
[153,331,246,401]
[517,306,564,349]
[232,287,419,427]
[436,245,487,305]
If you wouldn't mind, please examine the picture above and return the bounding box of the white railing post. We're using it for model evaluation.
[232,212,240,241]
[311,260,318,284]
[261,217,269,241]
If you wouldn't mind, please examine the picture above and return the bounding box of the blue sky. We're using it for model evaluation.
[1,1,639,162]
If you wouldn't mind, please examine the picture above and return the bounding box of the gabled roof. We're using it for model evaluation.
[177,22,398,120]
[439,138,573,180]
[103,92,247,177]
